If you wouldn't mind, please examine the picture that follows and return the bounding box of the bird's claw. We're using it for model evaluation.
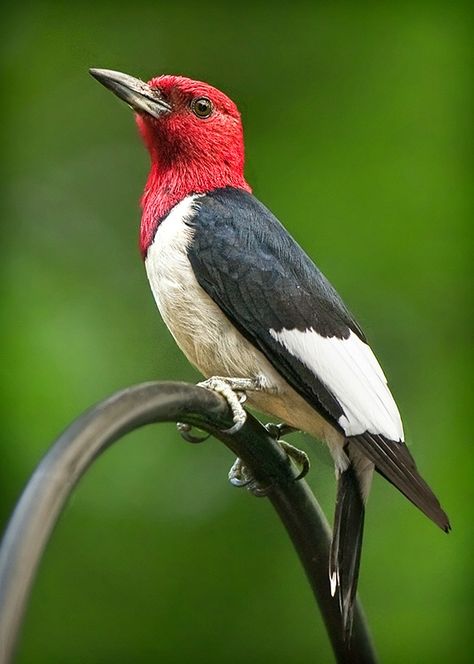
[228,458,270,497]
[279,440,310,481]
[176,422,210,444]
[265,422,298,440]
[178,376,258,443]
[197,377,248,434]
[228,423,310,497]
[265,423,309,481]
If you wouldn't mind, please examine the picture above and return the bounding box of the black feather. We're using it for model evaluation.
[351,433,451,532]
[330,462,365,641]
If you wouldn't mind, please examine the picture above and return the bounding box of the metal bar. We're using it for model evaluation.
[0,381,377,663]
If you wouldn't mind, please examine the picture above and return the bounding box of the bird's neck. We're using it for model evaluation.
[139,161,251,257]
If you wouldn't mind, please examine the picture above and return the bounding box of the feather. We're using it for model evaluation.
[351,433,450,532]
[330,462,365,640]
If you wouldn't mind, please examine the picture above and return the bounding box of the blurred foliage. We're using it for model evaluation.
[1,1,472,662]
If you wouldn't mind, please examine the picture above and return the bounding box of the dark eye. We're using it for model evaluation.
[191,97,213,118]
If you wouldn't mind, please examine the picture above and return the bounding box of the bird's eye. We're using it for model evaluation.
[191,97,213,119]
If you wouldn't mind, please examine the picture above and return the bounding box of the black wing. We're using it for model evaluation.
[187,187,364,430]
[186,187,450,532]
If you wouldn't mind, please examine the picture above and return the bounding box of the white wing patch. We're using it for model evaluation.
[269,327,404,441]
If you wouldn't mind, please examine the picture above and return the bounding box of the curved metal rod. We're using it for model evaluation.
[0,381,377,664]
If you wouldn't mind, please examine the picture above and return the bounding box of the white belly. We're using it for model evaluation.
[144,196,344,455]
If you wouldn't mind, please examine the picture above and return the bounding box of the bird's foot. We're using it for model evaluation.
[176,422,210,444]
[279,440,310,481]
[198,375,269,434]
[265,422,310,481]
[197,377,248,434]
[177,375,264,442]
[228,428,310,497]
[228,457,270,497]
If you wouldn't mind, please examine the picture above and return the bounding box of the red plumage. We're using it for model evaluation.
[136,76,251,256]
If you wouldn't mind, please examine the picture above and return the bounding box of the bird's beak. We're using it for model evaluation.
[89,68,171,119]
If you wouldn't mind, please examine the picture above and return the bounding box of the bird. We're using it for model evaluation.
[90,68,450,638]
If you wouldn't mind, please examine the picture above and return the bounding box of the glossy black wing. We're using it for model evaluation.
[186,187,365,430]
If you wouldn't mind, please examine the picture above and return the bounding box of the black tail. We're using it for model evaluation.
[329,463,365,641]
[351,433,451,533]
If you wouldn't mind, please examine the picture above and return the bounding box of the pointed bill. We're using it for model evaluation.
[89,68,171,119]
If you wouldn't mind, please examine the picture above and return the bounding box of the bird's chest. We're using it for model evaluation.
[144,198,254,378]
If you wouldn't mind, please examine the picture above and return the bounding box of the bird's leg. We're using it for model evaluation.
[177,375,267,442]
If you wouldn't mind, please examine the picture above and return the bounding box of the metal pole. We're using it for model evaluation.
[0,381,376,663]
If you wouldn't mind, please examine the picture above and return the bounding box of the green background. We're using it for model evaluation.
[2,2,472,662]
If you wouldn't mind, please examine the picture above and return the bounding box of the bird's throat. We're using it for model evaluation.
[139,162,251,258]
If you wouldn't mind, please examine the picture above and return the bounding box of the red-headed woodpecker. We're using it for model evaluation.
[90,68,450,637]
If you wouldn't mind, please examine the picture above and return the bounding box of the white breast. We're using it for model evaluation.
[145,195,273,381]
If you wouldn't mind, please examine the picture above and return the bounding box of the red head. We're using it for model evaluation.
[90,69,251,256]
